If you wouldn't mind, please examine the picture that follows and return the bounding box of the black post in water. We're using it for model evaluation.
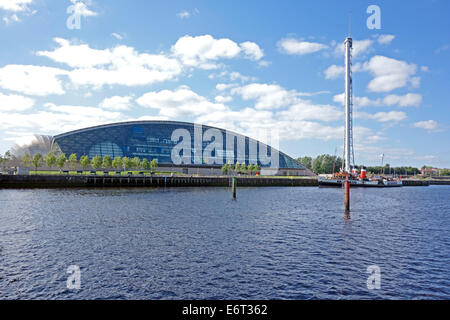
[232,177,237,199]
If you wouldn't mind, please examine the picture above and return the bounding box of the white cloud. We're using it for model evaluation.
[99,95,133,111]
[209,70,255,83]
[0,0,33,12]
[383,93,422,107]
[177,10,190,19]
[69,0,97,17]
[363,56,419,92]
[324,65,344,80]
[36,36,261,88]
[0,92,34,111]
[231,83,299,109]
[111,33,123,40]
[278,38,328,55]
[435,44,449,54]
[277,102,343,122]
[37,38,113,68]
[229,71,253,82]
[131,84,348,142]
[377,34,395,45]
[214,95,232,103]
[171,35,262,69]
[136,86,228,117]
[216,83,238,91]
[0,103,122,133]
[0,64,68,96]
[196,110,344,142]
[4,132,36,146]
[240,41,264,60]
[171,34,241,69]
[412,120,441,132]
[368,111,407,122]
[2,13,19,23]
[38,38,182,87]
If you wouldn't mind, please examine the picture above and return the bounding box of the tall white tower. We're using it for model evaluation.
[344,37,354,173]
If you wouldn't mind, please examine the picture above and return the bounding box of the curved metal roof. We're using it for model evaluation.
[53,120,303,169]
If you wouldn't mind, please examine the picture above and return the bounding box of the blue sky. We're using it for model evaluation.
[0,0,449,167]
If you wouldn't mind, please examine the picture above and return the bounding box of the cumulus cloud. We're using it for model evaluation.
[216,83,238,91]
[0,92,34,111]
[111,32,123,40]
[37,38,113,68]
[176,8,198,19]
[133,84,349,142]
[231,83,300,109]
[412,120,441,132]
[68,0,97,18]
[38,38,182,87]
[278,38,328,55]
[240,41,264,60]
[383,93,422,107]
[3,13,19,23]
[99,95,133,111]
[0,0,33,12]
[0,64,68,96]
[324,65,344,80]
[177,10,190,19]
[368,111,407,122]
[136,86,228,117]
[363,56,419,92]
[197,110,344,142]
[377,34,395,45]
[214,95,232,103]
[171,35,263,69]
[0,103,122,133]
[277,102,343,122]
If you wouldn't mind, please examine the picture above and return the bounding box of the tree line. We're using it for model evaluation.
[221,162,260,175]
[297,154,422,176]
[10,152,159,172]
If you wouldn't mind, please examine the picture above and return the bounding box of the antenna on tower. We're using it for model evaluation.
[348,11,352,37]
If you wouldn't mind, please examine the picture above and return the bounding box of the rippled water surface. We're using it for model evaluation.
[0,186,449,299]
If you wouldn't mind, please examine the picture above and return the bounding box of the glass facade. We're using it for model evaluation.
[53,121,305,169]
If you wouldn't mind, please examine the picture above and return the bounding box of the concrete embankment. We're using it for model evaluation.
[402,179,450,186]
[402,180,430,186]
[1,175,448,189]
[0,174,319,189]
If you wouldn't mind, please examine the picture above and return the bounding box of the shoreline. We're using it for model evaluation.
[1,174,445,189]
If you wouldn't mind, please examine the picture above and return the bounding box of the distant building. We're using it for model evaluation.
[11,135,53,157]
[52,121,315,176]
[420,168,439,175]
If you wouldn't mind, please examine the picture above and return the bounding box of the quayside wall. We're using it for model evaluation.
[0,175,445,189]
[0,174,318,189]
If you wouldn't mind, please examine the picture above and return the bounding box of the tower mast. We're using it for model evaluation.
[344,37,354,173]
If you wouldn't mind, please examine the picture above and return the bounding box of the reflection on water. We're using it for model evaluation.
[0,186,449,299]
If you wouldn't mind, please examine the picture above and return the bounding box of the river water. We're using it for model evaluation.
[0,186,449,299]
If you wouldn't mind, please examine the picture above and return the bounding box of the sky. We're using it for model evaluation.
[0,0,449,167]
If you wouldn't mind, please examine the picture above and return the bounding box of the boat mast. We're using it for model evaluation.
[344,37,354,173]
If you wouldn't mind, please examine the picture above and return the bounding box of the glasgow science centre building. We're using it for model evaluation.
[52,121,314,176]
